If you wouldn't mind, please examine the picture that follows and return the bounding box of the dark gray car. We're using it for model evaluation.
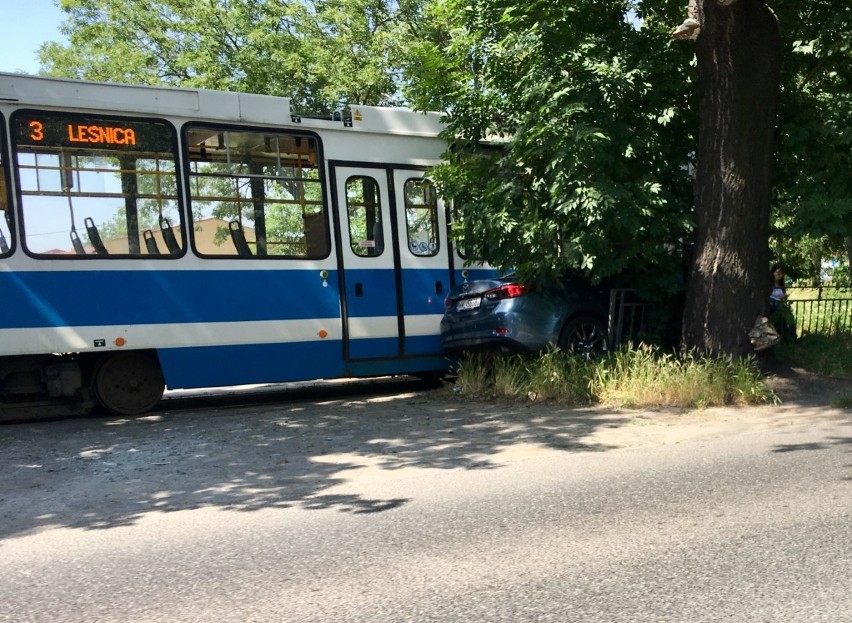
[440,274,610,355]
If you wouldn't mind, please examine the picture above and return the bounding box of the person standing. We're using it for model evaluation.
[768,263,796,341]
[769,263,786,310]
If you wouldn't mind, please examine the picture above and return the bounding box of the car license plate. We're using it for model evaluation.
[457,297,481,311]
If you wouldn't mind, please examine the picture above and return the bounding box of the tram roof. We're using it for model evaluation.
[0,72,445,138]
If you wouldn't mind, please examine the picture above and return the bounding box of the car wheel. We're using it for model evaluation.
[558,316,608,357]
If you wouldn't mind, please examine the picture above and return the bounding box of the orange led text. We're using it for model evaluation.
[67,124,137,146]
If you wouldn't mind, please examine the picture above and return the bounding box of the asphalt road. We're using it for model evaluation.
[1,381,850,622]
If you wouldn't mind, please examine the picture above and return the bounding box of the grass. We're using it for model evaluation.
[451,348,595,404]
[448,307,850,409]
[591,347,774,409]
[832,393,852,409]
[781,333,852,409]
[449,345,775,409]
[775,333,852,379]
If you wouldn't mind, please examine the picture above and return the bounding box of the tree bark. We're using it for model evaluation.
[681,0,783,356]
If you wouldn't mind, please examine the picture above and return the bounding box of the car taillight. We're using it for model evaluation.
[483,284,527,301]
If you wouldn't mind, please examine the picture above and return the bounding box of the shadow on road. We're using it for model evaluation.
[0,379,626,539]
[772,437,852,453]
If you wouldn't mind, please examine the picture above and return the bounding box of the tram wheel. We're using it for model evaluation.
[93,351,165,415]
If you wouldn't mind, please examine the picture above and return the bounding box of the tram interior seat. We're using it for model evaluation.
[70,230,86,254]
[0,202,7,253]
[229,220,253,257]
[143,229,161,255]
[160,217,180,254]
[303,212,326,257]
[371,221,384,256]
[85,217,109,255]
[0,215,8,253]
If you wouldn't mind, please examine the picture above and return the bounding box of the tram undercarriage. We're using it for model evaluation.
[0,351,165,421]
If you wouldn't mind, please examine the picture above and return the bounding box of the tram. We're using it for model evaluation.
[0,73,488,416]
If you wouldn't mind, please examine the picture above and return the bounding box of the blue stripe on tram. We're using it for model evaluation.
[1,268,453,329]
[0,270,343,328]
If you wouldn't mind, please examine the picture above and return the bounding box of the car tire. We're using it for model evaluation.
[558,316,608,356]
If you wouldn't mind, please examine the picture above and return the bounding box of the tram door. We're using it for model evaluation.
[392,169,452,356]
[333,165,452,361]
[334,164,400,360]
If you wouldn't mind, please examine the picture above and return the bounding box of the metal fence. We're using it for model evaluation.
[608,289,649,348]
[787,286,852,335]
[607,286,852,348]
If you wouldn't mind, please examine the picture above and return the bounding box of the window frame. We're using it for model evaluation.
[0,111,14,258]
[345,174,385,258]
[181,122,330,260]
[10,108,185,260]
[403,177,440,258]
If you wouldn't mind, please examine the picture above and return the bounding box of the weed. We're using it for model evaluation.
[450,345,774,409]
[450,353,495,399]
[832,393,852,409]
[526,347,594,403]
[776,334,852,378]
[591,347,772,409]
[491,354,532,400]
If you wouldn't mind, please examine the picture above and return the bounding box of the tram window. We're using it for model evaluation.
[404,178,439,257]
[185,126,329,258]
[449,201,470,260]
[345,176,383,257]
[11,112,182,257]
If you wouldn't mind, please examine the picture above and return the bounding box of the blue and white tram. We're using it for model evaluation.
[0,73,488,416]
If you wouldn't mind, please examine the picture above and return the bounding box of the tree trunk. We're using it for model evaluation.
[681,0,783,356]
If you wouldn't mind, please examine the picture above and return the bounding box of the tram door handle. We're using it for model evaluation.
[435,281,443,295]
[355,283,364,297]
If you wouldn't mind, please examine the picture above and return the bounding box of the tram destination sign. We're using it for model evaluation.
[14,113,174,153]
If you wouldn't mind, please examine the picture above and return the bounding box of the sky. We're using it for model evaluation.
[0,1,67,74]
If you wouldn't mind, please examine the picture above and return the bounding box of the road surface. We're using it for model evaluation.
[1,377,850,622]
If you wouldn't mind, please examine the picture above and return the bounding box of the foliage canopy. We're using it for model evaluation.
[405,0,697,296]
[39,0,852,292]
[771,0,852,284]
[41,0,426,113]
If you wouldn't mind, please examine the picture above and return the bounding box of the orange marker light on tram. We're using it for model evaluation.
[318,330,328,339]
[114,337,127,347]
